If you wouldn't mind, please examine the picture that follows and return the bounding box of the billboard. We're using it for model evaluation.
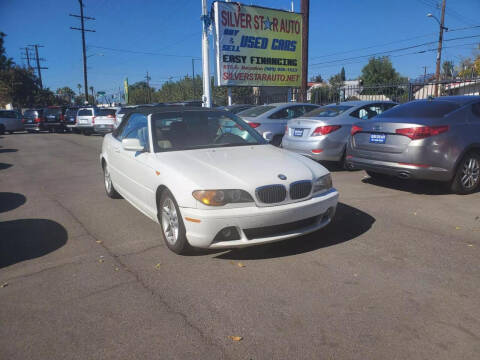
[213,1,302,87]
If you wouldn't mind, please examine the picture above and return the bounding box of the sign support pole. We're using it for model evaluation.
[300,0,309,102]
[201,0,212,108]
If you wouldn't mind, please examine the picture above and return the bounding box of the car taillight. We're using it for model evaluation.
[248,122,261,128]
[311,125,341,136]
[351,125,363,136]
[395,125,448,140]
[92,116,95,124]
[21,118,26,123]
[60,114,65,121]
[34,117,42,123]
[285,125,288,134]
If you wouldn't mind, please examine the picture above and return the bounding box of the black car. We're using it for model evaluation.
[23,109,45,132]
[43,106,67,132]
[64,106,79,132]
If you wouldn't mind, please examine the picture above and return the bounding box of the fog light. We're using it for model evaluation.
[322,207,334,222]
[212,226,240,243]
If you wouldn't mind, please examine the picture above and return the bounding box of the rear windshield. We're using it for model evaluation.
[24,110,37,118]
[65,109,78,116]
[303,105,352,118]
[44,108,62,116]
[78,109,93,116]
[378,101,460,118]
[0,111,18,118]
[97,109,116,116]
[237,105,275,117]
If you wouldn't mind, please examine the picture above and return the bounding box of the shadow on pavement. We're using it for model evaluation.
[0,219,68,268]
[319,161,361,173]
[361,176,455,195]
[0,192,26,213]
[214,202,375,260]
[0,163,12,171]
[0,148,18,154]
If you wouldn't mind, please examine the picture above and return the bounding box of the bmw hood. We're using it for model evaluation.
[154,145,329,190]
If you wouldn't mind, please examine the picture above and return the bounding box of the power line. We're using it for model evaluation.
[88,45,200,59]
[310,25,480,61]
[310,34,480,67]
[70,0,96,104]
[308,41,480,70]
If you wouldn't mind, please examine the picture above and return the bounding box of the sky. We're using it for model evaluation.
[1,0,479,98]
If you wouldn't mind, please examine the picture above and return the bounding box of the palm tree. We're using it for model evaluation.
[89,86,95,104]
[77,83,82,96]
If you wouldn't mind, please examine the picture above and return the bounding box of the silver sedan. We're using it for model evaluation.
[237,102,320,146]
[282,101,397,166]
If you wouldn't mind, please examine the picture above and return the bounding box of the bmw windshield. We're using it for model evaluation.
[151,110,266,152]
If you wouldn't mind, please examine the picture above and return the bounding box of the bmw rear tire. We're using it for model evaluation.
[103,162,121,199]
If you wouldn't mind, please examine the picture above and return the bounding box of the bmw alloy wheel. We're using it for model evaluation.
[161,198,179,245]
[104,165,112,193]
[461,157,480,190]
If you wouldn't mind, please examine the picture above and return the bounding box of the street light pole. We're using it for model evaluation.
[428,0,447,97]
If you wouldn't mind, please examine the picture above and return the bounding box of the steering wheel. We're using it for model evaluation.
[214,132,247,144]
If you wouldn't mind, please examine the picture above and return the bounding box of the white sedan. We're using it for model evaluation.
[100,107,339,254]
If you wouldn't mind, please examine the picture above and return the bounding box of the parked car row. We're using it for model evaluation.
[100,97,479,256]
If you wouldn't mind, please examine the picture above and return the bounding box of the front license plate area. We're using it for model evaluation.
[369,133,386,144]
[294,128,304,137]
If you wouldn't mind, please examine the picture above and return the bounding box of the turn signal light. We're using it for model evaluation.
[34,117,42,123]
[248,122,261,128]
[311,125,341,136]
[351,125,363,136]
[395,126,448,140]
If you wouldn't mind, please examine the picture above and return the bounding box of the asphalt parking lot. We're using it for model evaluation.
[1,132,479,360]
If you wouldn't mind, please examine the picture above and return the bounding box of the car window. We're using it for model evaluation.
[351,104,384,120]
[119,113,149,150]
[303,105,318,114]
[65,109,78,116]
[471,102,480,119]
[0,111,18,118]
[238,105,275,117]
[303,105,352,118]
[97,109,116,117]
[78,109,93,116]
[379,101,460,118]
[151,110,265,152]
[382,103,397,111]
[44,108,63,116]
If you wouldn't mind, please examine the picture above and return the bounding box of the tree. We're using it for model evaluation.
[340,67,346,81]
[77,83,82,95]
[442,60,454,80]
[57,86,76,104]
[309,74,323,83]
[360,56,406,85]
[0,32,14,71]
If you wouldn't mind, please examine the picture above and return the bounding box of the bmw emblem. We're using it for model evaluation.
[278,174,287,180]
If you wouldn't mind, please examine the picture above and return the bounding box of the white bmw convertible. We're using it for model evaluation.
[100,107,339,254]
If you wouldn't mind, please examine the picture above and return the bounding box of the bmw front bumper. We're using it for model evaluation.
[180,189,339,249]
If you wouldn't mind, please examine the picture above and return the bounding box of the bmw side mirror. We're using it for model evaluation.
[122,138,145,152]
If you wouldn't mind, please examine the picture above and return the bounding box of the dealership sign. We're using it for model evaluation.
[213,1,302,87]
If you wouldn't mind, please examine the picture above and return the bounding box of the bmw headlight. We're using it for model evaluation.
[312,174,332,194]
[192,189,254,206]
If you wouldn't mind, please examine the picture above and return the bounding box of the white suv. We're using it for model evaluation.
[76,107,97,135]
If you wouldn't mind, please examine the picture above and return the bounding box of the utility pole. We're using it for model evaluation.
[20,47,32,70]
[70,0,96,104]
[28,44,48,89]
[145,71,151,103]
[434,0,447,97]
[300,0,309,102]
[422,66,428,83]
[201,0,212,107]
